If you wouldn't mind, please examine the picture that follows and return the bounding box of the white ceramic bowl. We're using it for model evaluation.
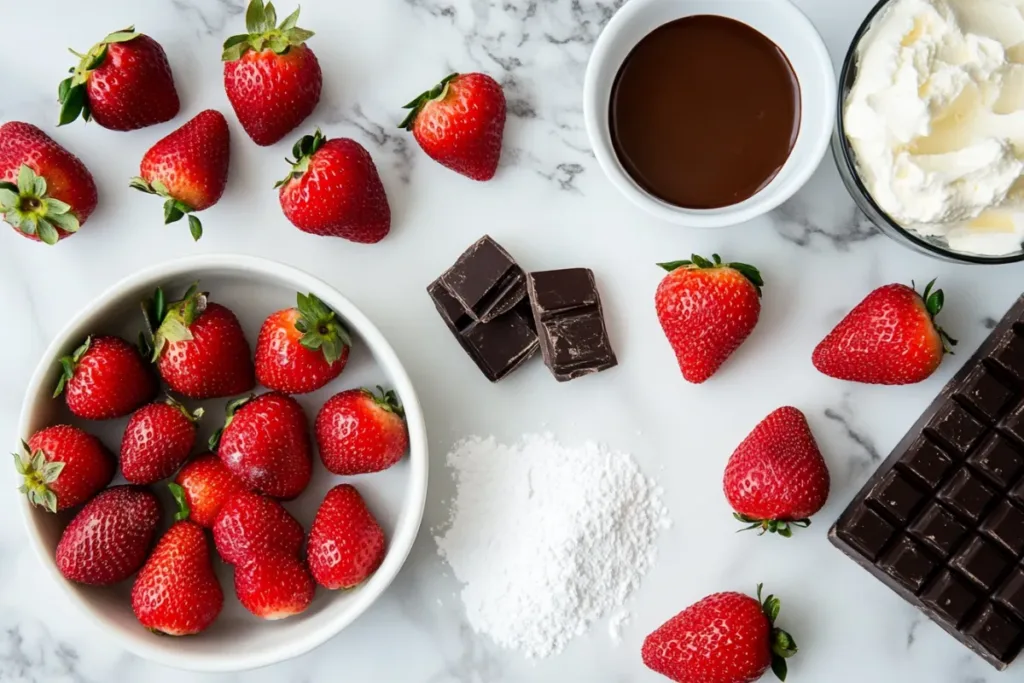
[584,0,837,227]
[16,254,429,673]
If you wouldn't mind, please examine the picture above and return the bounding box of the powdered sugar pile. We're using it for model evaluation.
[434,433,670,658]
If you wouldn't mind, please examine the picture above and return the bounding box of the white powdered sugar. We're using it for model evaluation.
[434,433,670,659]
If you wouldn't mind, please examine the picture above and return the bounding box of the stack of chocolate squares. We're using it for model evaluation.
[427,235,618,382]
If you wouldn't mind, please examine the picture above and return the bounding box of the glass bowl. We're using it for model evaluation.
[832,0,1024,265]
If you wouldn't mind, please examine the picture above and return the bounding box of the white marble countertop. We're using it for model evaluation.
[3,0,1024,681]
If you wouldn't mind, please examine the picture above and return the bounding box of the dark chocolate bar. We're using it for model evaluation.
[427,279,538,382]
[527,268,617,382]
[829,294,1024,670]
[439,235,526,323]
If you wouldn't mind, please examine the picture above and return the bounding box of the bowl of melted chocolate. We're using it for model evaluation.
[584,0,836,228]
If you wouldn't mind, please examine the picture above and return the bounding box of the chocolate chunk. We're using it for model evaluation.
[440,235,527,323]
[427,279,538,382]
[527,269,618,382]
[828,295,1024,670]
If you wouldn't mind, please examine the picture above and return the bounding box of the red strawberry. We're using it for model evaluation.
[120,397,203,484]
[53,335,157,420]
[14,425,114,512]
[141,283,255,400]
[0,122,97,245]
[222,0,322,146]
[56,486,161,585]
[642,585,797,683]
[58,28,179,131]
[211,392,312,499]
[234,552,315,619]
[400,73,506,181]
[307,484,386,589]
[315,388,408,475]
[131,501,223,636]
[174,453,246,528]
[276,129,391,243]
[655,254,764,384]
[129,110,230,240]
[723,407,830,536]
[212,491,304,565]
[255,292,351,394]
[812,280,955,385]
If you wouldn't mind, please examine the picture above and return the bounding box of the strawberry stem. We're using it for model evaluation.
[365,386,405,418]
[294,292,351,365]
[657,254,764,296]
[13,441,64,513]
[53,336,92,398]
[756,584,798,682]
[0,165,81,244]
[222,0,314,62]
[209,394,255,451]
[168,482,190,522]
[914,279,958,355]
[275,129,328,188]
[399,73,459,130]
[733,513,810,538]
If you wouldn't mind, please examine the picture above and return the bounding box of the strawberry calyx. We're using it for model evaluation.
[275,129,327,188]
[734,513,810,538]
[129,176,204,241]
[168,482,191,522]
[295,292,351,365]
[52,336,91,398]
[0,165,81,245]
[208,394,255,451]
[58,27,140,126]
[13,440,65,513]
[165,395,204,425]
[140,283,207,362]
[222,0,314,62]
[916,278,958,355]
[757,584,798,681]
[657,253,764,297]
[363,386,405,418]
[399,73,459,130]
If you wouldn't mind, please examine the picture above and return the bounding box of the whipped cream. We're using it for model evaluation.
[845,0,1024,256]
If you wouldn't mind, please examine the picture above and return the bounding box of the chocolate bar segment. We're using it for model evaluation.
[427,279,537,382]
[527,268,618,382]
[440,235,526,323]
[829,294,1024,671]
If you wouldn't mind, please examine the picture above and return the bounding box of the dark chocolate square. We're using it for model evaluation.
[965,604,1023,662]
[968,434,1024,490]
[440,235,526,323]
[835,506,896,561]
[926,402,988,455]
[996,568,1024,619]
[1011,477,1024,508]
[981,500,1024,556]
[951,537,1011,590]
[898,437,955,489]
[879,536,937,593]
[938,468,997,524]
[957,365,1016,420]
[1001,401,1024,448]
[909,503,968,558]
[990,329,1024,384]
[921,570,980,627]
[866,471,925,525]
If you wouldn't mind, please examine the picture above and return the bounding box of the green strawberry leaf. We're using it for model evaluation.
[58,84,88,126]
[246,0,267,33]
[279,6,300,30]
[188,214,203,241]
[37,221,59,245]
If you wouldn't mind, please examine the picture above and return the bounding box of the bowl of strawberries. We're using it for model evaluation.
[14,253,428,672]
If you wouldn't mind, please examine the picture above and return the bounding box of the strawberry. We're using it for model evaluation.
[120,397,203,485]
[56,486,161,585]
[53,335,157,420]
[234,552,315,619]
[276,129,391,243]
[174,453,246,528]
[812,280,955,385]
[211,392,312,500]
[212,491,304,565]
[58,27,179,131]
[222,0,322,146]
[642,585,798,683]
[315,388,408,475]
[255,292,351,394]
[131,492,223,636]
[400,72,506,181]
[14,425,114,512]
[129,110,230,240]
[0,122,97,245]
[141,283,255,400]
[723,407,830,537]
[307,484,386,589]
[655,254,764,384]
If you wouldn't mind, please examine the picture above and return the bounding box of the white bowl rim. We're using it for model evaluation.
[15,253,429,673]
[583,0,837,228]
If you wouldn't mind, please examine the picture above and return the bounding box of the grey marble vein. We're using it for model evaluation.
[773,198,880,251]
